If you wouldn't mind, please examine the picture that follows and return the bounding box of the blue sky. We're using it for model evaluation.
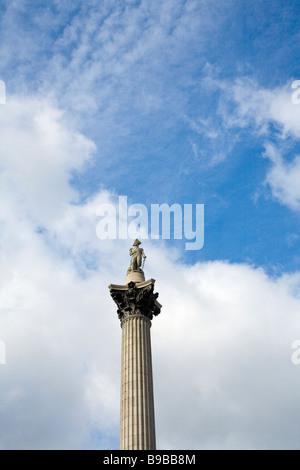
[1,0,300,450]
[2,0,299,271]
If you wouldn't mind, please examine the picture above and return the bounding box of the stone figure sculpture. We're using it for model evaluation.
[127,239,146,274]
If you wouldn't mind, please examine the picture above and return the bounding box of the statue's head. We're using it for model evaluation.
[133,239,141,246]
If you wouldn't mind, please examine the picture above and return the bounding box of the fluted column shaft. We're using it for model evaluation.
[120,314,156,450]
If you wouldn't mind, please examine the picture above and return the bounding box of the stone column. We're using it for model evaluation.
[109,279,161,450]
[120,314,155,450]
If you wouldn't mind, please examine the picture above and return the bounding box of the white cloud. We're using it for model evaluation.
[206,75,300,210]
[233,79,300,211]
[263,143,300,211]
[229,79,300,139]
[0,93,300,450]
[0,96,96,226]
[154,262,300,449]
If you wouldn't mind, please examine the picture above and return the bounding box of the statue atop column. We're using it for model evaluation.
[109,239,161,321]
[127,239,147,274]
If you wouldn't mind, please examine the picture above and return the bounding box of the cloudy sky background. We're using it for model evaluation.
[0,0,300,449]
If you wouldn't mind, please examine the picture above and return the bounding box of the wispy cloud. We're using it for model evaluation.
[201,72,300,210]
[263,143,300,211]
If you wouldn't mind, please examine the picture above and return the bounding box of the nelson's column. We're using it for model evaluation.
[109,240,161,450]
